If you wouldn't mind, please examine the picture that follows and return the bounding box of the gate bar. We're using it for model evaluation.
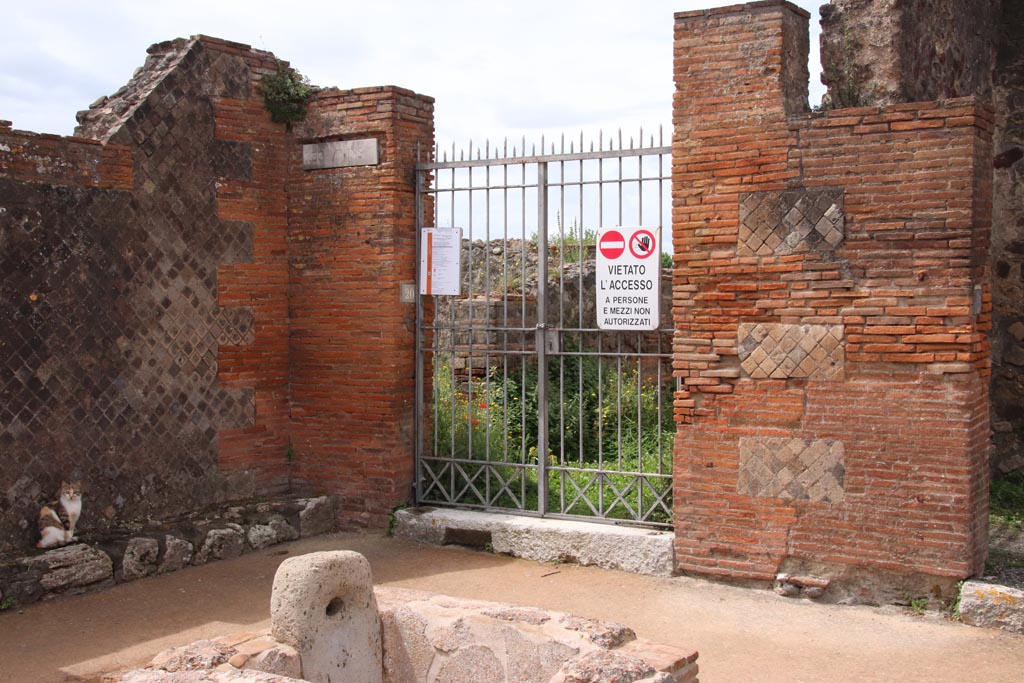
[413,167,426,501]
[536,162,549,516]
[417,145,671,171]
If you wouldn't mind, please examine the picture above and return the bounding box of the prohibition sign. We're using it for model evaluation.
[598,229,626,259]
[629,229,657,259]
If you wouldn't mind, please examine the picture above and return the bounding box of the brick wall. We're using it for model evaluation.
[0,124,132,188]
[672,0,992,596]
[286,87,434,528]
[1,37,434,552]
[818,0,1023,474]
[209,41,296,494]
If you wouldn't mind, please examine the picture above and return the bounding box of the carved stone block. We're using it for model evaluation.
[738,322,844,380]
[738,437,845,503]
[738,189,844,256]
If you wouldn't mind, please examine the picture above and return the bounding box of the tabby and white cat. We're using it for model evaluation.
[36,480,83,549]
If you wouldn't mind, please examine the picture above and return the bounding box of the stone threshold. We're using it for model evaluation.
[0,495,335,609]
[392,507,675,577]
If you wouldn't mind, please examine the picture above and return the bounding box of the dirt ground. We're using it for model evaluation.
[1,531,1022,683]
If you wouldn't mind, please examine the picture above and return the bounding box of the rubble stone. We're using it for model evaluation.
[159,535,194,573]
[959,580,1024,634]
[297,497,334,538]
[243,644,302,680]
[150,639,236,672]
[23,544,113,593]
[380,605,434,683]
[559,615,635,648]
[110,669,302,682]
[195,525,246,565]
[247,517,298,551]
[434,645,504,683]
[122,538,160,581]
[551,650,656,683]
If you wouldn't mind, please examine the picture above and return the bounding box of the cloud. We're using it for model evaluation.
[0,0,824,140]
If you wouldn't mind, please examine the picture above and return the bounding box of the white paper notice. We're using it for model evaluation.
[419,227,462,295]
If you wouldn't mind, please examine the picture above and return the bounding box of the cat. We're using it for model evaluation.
[35,480,83,549]
[56,480,83,539]
[36,506,67,549]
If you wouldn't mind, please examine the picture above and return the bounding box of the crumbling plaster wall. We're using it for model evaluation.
[821,0,1023,472]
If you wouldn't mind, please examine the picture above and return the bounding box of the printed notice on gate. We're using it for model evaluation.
[420,227,462,295]
[596,226,660,331]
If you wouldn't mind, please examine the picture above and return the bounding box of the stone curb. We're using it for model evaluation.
[0,496,334,610]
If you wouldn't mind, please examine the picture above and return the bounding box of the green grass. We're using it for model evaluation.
[987,472,1024,577]
[434,457,672,525]
[986,549,1024,574]
[991,471,1024,531]
[428,353,674,524]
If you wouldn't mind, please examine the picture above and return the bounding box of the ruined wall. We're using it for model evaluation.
[1,37,434,553]
[992,1,1024,472]
[820,0,1000,108]
[820,0,1022,473]
[285,87,434,528]
[0,39,281,554]
[672,0,991,596]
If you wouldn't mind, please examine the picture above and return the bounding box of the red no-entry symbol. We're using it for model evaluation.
[599,230,626,259]
[629,229,656,259]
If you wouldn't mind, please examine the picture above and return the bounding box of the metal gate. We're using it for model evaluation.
[414,130,674,528]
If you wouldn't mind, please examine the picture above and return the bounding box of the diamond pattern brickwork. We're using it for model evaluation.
[738,322,845,380]
[0,41,258,554]
[738,189,844,256]
[738,437,845,503]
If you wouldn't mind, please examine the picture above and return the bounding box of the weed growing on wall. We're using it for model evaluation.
[260,60,313,124]
[948,581,965,621]
[909,597,929,615]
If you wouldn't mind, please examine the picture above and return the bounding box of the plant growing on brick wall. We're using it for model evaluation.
[260,60,312,124]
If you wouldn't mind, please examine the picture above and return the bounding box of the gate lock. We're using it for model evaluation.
[536,325,560,354]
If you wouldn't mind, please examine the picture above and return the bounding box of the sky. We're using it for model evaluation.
[0,0,824,151]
